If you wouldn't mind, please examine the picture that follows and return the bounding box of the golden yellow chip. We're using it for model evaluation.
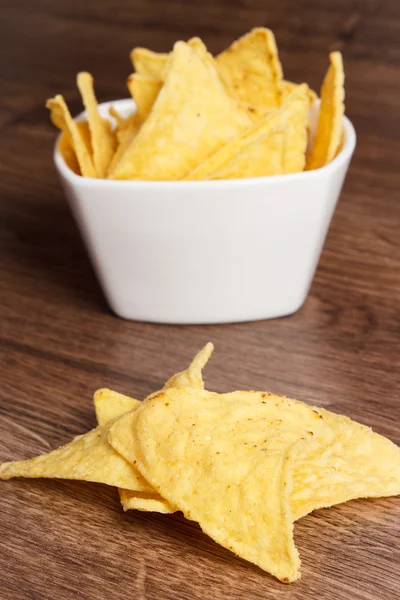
[162,342,213,390]
[126,73,162,122]
[187,126,285,180]
[47,95,96,177]
[93,388,140,426]
[109,42,252,180]
[120,388,303,582]
[114,385,400,581]
[216,27,283,115]
[0,421,152,492]
[118,489,173,513]
[77,72,117,177]
[130,37,208,79]
[58,131,80,174]
[130,47,169,79]
[106,108,141,175]
[95,344,214,514]
[280,80,317,105]
[92,388,174,513]
[292,406,400,519]
[186,86,309,179]
[306,51,345,170]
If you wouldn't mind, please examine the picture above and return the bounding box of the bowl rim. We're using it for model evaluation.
[54,98,356,188]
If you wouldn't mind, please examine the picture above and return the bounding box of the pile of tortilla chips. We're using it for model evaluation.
[47,28,345,181]
[2,343,399,583]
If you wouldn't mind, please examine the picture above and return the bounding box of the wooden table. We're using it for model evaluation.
[1,1,400,598]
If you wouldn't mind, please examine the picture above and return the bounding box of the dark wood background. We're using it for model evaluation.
[1,1,400,598]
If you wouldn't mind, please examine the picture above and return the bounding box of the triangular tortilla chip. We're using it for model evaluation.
[306,51,345,170]
[130,47,169,78]
[216,27,283,116]
[107,108,141,175]
[163,342,214,390]
[47,95,96,177]
[0,420,152,492]
[292,405,400,519]
[95,344,214,513]
[130,37,208,78]
[187,127,285,180]
[186,86,309,179]
[280,80,317,105]
[58,131,80,174]
[94,388,140,426]
[126,74,162,122]
[112,385,400,580]
[117,388,302,582]
[92,388,174,513]
[77,72,117,177]
[109,41,252,180]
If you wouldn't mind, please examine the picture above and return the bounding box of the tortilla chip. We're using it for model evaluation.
[292,406,400,520]
[122,388,302,582]
[130,47,169,79]
[186,86,309,179]
[94,388,140,426]
[188,127,285,180]
[130,37,207,79]
[58,131,80,174]
[107,109,141,175]
[92,388,174,513]
[47,95,96,177]
[109,42,252,180]
[126,74,162,122]
[163,342,213,390]
[216,27,283,116]
[0,421,152,492]
[77,72,117,177]
[306,51,345,170]
[118,489,173,513]
[95,344,214,514]
[280,80,317,105]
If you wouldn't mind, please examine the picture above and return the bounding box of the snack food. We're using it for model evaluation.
[186,85,309,180]
[2,344,398,583]
[109,41,253,180]
[48,28,346,180]
[306,51,345,169]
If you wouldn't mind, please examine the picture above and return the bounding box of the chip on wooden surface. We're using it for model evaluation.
[94,388,140,426]
[118,489,174,513]
[126,73,162,122]
[291,406,400,519]
[186,86,309,179]
[163,342,213,390]
[109,41,252,180]
[126,388,303,582]
[77,72,117,177]
[306,51,345,170]
[216,27,283,115]
[122,385,400,581]
[93,388,174,513]
[0,422,152,492]
[98,344,214,514]
[47,95,96,177]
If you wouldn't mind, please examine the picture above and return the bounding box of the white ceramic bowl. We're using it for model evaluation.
[54,99,356,324]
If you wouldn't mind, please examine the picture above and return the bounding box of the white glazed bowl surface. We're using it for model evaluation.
[54,99,356,324]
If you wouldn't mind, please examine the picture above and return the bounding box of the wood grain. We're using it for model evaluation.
[1,0,400,598]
